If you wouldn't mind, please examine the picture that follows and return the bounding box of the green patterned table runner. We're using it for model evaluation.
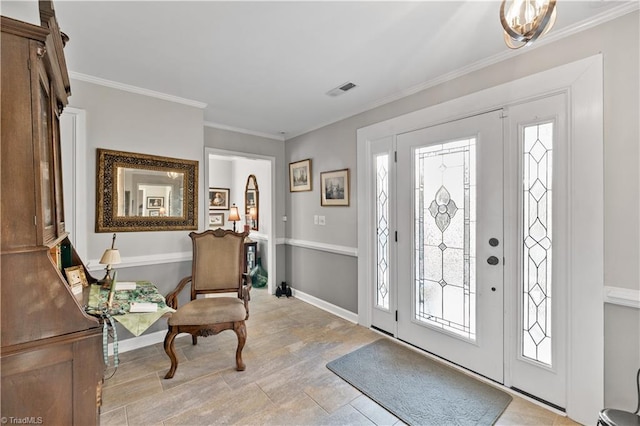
[87,281,175,336]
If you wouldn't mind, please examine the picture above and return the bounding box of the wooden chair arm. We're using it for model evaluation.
[165,276,192,309]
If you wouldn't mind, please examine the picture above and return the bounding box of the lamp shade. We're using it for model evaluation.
[228,205,241,222]
[249,207,257,219]
[99,248,121,265]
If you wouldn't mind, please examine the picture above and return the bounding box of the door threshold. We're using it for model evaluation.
[510,387,565,412]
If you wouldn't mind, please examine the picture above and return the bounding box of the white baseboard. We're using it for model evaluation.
[291,288,358,323]
[109,289,358,355]
[108,330,166,355]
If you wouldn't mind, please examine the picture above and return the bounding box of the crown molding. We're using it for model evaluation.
[69,71,207,109]
[203,121,285,142]
[286,2,639,140]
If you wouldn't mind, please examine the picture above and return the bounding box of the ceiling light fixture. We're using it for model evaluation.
[500,0,557,49]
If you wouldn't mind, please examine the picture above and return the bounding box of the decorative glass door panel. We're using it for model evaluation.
[396,111,504,383]
[371,137,397,334]
[522,122,553,365]
[376,153,390,310]
[508,94,567,407]
[414,139,476,340]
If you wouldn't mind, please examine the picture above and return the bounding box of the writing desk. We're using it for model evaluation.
[86,281,175,336]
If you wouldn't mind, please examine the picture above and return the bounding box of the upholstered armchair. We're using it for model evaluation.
[163,229,251,379]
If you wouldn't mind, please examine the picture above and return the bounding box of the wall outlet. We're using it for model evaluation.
[313,215,318,225]
[282,215,287,222]
[318,215,326,226]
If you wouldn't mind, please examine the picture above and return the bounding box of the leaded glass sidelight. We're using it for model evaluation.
[414,138,476,340]
[522,122,553,366]
[376,154,390,310]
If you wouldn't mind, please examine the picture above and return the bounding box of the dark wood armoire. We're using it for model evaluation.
[1,2,104,424]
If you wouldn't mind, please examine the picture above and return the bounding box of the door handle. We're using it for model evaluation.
[487,256,499,265]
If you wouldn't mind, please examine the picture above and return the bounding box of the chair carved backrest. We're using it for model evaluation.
[190,229,246,299]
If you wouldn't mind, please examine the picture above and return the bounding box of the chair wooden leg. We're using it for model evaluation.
[234,321,247,371]
[192,335,198,345]
[163,328,179,379]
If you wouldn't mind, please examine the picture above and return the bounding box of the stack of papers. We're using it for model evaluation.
[129,302,158,313]
[115,281,137,291]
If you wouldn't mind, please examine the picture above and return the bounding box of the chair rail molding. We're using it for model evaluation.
[604,286,640,309]
[87,251,192,272]
[285,238,357,257]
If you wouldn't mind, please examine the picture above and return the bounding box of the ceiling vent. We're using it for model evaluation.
[326,81,358,97]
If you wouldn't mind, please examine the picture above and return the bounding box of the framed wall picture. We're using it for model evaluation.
[289,159,312,192]
[146,196,164,209]
[320,168,350,206]
[209,212,225,227]
[148,209,160,217]
[209,187,230,210]
[64,265,89,289]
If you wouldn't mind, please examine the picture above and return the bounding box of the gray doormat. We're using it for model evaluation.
[327,339,512,425]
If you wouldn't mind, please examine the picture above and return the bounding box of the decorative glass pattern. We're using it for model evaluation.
[522,122,553,365]
[414,138,476,340]
[376,154,390,310]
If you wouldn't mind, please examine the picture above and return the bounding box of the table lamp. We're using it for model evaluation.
[99,233,121,289]
[229,204,241,232]
[249,206,257,229]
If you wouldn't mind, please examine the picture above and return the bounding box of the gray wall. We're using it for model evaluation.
[284,11,639,408]
[67,79,204,338]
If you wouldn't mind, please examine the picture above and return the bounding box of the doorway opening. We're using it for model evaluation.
[205,147,277,294]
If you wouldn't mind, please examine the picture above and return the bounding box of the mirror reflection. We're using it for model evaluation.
[116,167,184,217]
[244,174,259,231]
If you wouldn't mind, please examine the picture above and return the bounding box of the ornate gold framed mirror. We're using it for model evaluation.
[244,174,259,231]
[96,149,198,232]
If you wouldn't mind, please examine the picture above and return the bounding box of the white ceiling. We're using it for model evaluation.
[42,1,638,140]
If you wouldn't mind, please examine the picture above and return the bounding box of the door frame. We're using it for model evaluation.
[204,147,277,295]
[356,55,603,424]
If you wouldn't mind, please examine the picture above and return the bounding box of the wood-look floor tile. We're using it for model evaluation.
[102,347,182,390]
[101,372,163,413]
[125,372,230,425]
[350,395,400,426]
[242,392,330,425]
[163,382,273,425]
[101,288,578,426]
[304,369,363,414]
[99,406,128,426]
[319,403,377,425]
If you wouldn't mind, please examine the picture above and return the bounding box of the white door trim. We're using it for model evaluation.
[204,147,277,295]
[357,54,603,424]
[61,107,88,261]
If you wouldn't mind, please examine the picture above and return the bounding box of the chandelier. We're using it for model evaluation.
[500,0,557,49]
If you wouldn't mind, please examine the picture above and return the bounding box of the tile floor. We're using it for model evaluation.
[100,288,580,425]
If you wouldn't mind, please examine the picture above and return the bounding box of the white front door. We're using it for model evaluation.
[360,56,603,422]
[395,111,505,382]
